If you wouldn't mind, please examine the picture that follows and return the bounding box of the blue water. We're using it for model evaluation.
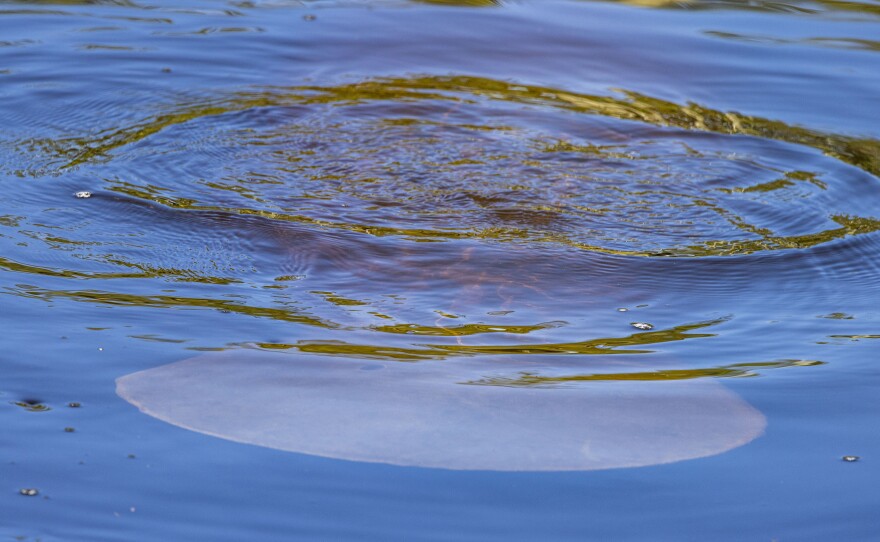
[2,0,880,539]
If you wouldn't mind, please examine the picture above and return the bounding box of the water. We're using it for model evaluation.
[1,0,879,539]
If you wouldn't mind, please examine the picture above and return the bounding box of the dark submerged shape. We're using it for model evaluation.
[117,350,766,471]
[2,0,879,536]
[77,76,867,470]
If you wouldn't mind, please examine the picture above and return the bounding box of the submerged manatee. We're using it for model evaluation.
[117,350,765,471]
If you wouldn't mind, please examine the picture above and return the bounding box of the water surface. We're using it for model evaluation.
[1,0,879,539]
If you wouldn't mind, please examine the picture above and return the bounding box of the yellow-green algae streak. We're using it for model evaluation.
[3,76,874,385]
[19,76,880,258]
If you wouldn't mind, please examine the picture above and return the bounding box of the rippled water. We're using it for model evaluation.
[2,0,879,539]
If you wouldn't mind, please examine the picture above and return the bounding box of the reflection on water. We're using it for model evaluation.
[3,73,879,378]
[268,317,728,359]
[12,77,880,260]
[463,358,825,386]
[593,0,880,17]
[1,73,878,382]
[1,0,879,537]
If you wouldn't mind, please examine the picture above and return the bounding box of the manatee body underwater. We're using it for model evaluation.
[107,77,880,471]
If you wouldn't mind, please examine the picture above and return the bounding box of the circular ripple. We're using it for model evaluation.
[55,78,879,259]
[3,78,877,368]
